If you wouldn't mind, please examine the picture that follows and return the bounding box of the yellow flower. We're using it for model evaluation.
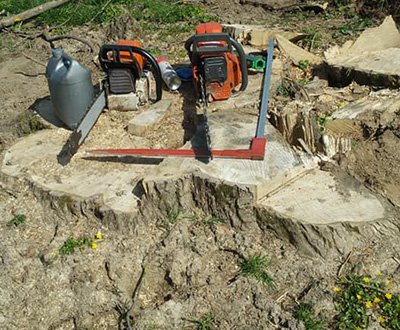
[377,270,382,275]
[356,294,362,300]
[378,316,384,323]
[92,243,97,249]
[365,301,373,308]
[334,287,340,292]
[14,17,21,22]
[96,232,102,239]
[387,279,392,284]
[363,277,370,283]
[374,297,381,303]
[356,327,362,330]
[389,286,394,291]
[385,293,392,300]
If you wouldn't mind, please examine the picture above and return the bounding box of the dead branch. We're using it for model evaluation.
[15,72,45,77]
[22,52,46,67]
[0,0,74,30]
[337,249,355,277]
[14,30,94,52]
[43,31,95,52]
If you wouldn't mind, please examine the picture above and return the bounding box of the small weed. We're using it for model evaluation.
[337,18,373,36]
[116,298,136,329]
[315,111,333,133]
[111,285,122,297]
[0,36,15,52]
[16,111,48,136]
[298,79,310,86]
[298,60,311,71]
[351,138,358,148]
[276,84,294,98]
[7,214,26,227]
[147,48,161,56]
[59,237,92,255]
[164,208,180,225]
[272,18,291,25]
[294,303,325,330]
[185,311,216,330]
[203,215,227,227]
[147,325,160,330]
[304,33,322,50]
[240,254,274,285]
[182,214,200,221]
[334,273,400,329]
[159,207,181,237]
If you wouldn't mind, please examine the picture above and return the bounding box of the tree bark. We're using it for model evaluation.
[0,0,73,30]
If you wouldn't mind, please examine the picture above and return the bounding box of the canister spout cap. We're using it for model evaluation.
[52,48,63,59]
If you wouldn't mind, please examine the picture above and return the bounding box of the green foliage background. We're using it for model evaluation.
[0,0,215,26]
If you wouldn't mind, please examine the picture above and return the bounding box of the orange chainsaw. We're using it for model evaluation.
[99,40,162,102]
[185,22,248,152]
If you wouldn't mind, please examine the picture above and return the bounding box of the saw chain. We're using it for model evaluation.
[199,75,212,158]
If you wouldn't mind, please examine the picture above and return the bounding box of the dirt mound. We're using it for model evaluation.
[338,107,400,207]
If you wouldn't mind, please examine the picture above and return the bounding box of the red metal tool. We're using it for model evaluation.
[88,137,266,160]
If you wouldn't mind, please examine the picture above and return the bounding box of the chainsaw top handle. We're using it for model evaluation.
[99,44,162,102]
[185,33,248,93]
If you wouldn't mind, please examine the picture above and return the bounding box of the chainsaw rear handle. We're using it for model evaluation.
[185,33,248,93]
[99,44,162,102]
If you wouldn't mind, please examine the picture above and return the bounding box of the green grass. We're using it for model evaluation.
[7,214,26,227]
[338,18,373,35]
[16,111,48,136]
[294,303,325,330]
[276,84,294,98]
[59,237,92,255]
[298,60,311,71]
[240,254,274,285]
[202,215,227,227]
[185,311,216,330]
[0,0,216,27]
[158,207,181,237]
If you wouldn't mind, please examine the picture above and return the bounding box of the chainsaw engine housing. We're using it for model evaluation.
[185,22,248,102]
[99,40,162,110]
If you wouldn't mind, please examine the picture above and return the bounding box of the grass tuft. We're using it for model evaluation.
[240,254,274,285]
[185,311,216,330]
[294,303,325,330]
[7,214,26,227]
